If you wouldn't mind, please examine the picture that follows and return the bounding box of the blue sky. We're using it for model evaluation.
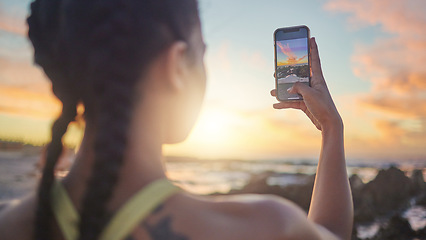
[197,0,374,110]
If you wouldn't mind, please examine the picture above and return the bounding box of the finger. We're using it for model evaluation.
[288,82,313,97]
[273,101,303,110]
[273,72,276,78]
[270,89,276,96]
[310,37,324,79]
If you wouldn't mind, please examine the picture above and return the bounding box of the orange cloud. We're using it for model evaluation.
[277,42,307,66]
[324,0,426,160]
[0,85,60,119]
[358,119,425,159]
[325,0,426,37]
[326,0,426,143]
[0,31,57,119]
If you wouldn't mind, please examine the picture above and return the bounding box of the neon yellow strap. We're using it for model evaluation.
[51,178,180,240]
[51,180,79,240]
[100,179,180,240]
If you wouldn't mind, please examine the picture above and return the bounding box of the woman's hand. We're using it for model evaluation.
[271,37,342,131]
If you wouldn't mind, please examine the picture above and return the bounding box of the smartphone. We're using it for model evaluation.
[274,25,311,101]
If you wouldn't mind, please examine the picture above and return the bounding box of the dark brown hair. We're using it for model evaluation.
[26,0,200,239]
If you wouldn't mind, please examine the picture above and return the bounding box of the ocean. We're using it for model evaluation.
[165,158,425,195]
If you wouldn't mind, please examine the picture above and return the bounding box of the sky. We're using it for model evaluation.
[0,0,425,162]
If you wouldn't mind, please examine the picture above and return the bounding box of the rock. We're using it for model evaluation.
[354,167,413,223]
[372,215,416,240]
[229,172,315,212]
[351,225,360,240]
[411,169,425,193]
[238,171,273,193]
[0,201,8,212]
[415,225,426,238]
[350,174,364,191]
[277,175,314,211]
[416,192,426,207]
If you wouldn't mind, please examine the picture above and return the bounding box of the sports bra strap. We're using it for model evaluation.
[51,180,79,240]
[51,178,181,240]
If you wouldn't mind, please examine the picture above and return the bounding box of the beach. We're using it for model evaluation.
[1,149,425,240]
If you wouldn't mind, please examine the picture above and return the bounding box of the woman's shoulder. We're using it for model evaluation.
[173,193,318,240]
[211,194,307,231]
[0,193,36,240]
[207,193,340,240]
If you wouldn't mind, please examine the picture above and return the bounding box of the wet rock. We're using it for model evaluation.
[354,167,413,223]
[351,225,361,240]
[371,215,416,240]
[230,172,314,212]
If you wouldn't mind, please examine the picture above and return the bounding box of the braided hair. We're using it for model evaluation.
[26,0,200,239]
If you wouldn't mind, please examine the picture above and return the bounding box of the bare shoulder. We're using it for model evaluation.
[0,193,36,240]
[205,194,338,240]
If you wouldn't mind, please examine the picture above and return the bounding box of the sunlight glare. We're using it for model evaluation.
[191,109,236,145]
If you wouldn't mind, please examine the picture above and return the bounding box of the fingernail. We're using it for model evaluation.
[287,87,293,92]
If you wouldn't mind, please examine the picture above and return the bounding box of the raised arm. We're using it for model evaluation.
[271,37,353,240]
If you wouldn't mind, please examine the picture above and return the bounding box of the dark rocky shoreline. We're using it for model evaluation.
[216,166,426,240]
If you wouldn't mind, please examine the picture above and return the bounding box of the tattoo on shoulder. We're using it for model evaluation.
[152,203,165,214]
[125,235,135,240]
[144,216,189,240]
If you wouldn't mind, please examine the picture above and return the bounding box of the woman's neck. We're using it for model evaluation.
[63,115,167,211]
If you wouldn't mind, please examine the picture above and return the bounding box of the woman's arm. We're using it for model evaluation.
[271,37,353,240]
[308,120,353,240]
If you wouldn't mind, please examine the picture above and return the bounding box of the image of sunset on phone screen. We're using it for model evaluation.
[276,37,309,100]
[276,38,309,84]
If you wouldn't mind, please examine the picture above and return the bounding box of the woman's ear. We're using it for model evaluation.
[164,41,189,92]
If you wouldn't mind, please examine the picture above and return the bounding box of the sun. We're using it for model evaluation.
[191,109,234,144]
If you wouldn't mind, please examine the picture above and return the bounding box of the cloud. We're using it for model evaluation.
[0,53,59,119]
[324,0,426,37]
[0,15,57,119]
[325,0,426,99]
[350,119,426,159]
[325,0,426,150]
[0,84,60,119]
[324,0,426,160]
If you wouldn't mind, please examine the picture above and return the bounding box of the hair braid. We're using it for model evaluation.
[27,1,79,239]
[78,2,142,239]
[35,104,77,240]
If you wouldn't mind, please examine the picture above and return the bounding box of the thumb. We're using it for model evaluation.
[288,82,313,97]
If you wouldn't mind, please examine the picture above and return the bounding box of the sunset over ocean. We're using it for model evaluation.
[1,0,425,162]
[0,1,425,239]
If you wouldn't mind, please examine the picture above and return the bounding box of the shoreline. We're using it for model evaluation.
[0,151,425,239]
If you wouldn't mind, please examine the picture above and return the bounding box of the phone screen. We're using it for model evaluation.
[274,26,310,101]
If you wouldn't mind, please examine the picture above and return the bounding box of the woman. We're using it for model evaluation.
[0,0,353,239]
